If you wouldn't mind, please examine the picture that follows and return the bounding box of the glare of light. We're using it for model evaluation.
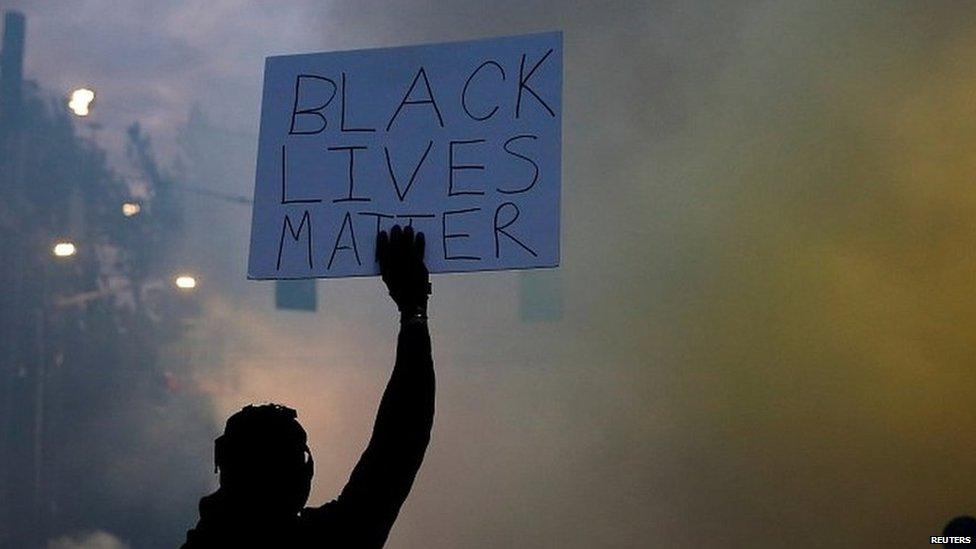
[52,241,77,257]
[68,88,95,116]
[122,202,141,217]
[174,275,197,290]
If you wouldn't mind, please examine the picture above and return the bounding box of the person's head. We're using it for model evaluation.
[943,516,976,545]
[213,403,313,516]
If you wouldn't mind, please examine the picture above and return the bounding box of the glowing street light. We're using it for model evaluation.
[68,88,95,116]
[122,202,141,217]
[174,275,197,290]
[52,241,77,258]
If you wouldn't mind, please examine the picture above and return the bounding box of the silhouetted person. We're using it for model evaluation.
[183,225,434,548]
[943,515,976,546]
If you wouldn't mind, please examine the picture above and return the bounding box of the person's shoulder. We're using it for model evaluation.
[299,500,341,533]
[301,500,338,516]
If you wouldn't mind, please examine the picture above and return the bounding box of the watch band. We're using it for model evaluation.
[400,311,428,325]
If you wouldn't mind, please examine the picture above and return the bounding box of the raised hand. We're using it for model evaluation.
[376,224,431,317]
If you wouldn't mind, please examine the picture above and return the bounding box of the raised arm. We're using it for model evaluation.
[317,225,435,548]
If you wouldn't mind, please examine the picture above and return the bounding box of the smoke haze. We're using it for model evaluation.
[2,0,973,546]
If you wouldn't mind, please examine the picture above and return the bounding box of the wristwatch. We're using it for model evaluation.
[400,306,428,325]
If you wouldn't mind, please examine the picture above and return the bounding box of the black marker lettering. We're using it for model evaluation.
[277,210,313,270]
[340,72,376,133]
[328,211,361,269]
[396,213,436,228]
[386,67,445,131]
[289,74,337,135]
[328,145,371,203]
[493,202,537,258]
[448,139,486,197]
[442,208,482,261]
[462,60,505,121]
[516,49,555,119]
[385,140,434,202]
[281,145,322,204]
[498,134,539,194]
[357,211,395,238]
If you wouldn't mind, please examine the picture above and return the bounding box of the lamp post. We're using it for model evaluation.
[51,240,76,258]
[32,236,77,546]
[67,88,95,117]
[174,274,198,290]
[121,202,141,217]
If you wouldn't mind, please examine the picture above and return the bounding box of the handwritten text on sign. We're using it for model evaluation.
[247,32,562,279]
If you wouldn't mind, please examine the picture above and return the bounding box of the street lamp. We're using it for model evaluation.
[122,202,141,217]
[68,88,95,116]
[174,275,197,290]
[52,241,76,258]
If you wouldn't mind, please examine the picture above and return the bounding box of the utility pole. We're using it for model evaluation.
[0,11,41,549]
[0,11,24,127]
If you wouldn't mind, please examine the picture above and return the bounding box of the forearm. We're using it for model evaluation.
[371,318,434,452]
[334,317,435,534]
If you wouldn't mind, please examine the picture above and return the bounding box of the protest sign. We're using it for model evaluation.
[247,32,562,279]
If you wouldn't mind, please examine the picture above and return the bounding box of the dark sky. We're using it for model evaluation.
[4,1,975,547]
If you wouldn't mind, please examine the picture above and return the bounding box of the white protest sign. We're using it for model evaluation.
[247,32,562,279]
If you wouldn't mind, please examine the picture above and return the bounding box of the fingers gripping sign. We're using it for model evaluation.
[377,225,431,318]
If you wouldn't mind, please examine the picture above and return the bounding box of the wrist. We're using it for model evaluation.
[399,305,428,325]
[400,311,427,326]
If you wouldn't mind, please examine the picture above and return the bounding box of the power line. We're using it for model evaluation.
[169,182,252,205]
[113,170,252,206]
